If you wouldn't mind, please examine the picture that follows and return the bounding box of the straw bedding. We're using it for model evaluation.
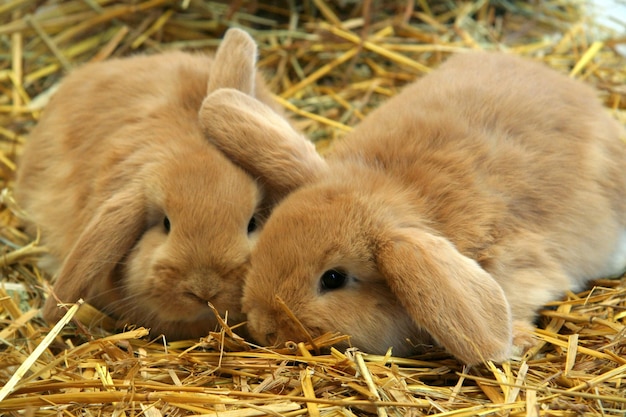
[1,1,625,415]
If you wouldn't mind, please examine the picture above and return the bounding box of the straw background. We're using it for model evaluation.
[1,1,625,415]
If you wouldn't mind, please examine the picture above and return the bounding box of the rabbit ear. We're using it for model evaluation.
[207,28,257,96]
[377,228,512,364]
[200,88,327,200]
[42,185,146,322]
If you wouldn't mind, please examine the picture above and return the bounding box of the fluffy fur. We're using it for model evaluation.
[202,51,626,364]
[15,28,284,339]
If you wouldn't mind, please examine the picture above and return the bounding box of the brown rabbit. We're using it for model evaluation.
[15,28,285,339]
[200,52,626,364]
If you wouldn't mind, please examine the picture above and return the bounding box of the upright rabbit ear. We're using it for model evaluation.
[200,88,327,200]
[42,185,146,322]
[207,28,257,96]
[377,228,512,364]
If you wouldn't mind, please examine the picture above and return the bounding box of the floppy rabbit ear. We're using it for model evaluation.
[42,186,146,322]
[200,88,327,200]
[377,228,512,364]
[207,28,257,96]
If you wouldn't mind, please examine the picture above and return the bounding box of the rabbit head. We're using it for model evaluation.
[241,177,511,364]
[45,143,262,338]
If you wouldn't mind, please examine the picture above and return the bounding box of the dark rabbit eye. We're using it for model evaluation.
[163,216,171,233]
[320,269,348,291]
[247,216,257,234]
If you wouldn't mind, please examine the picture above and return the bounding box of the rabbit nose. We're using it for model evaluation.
[185,292,203,303]
[264,331,279,346]
[184,291,213,305]
[186,281,219,303]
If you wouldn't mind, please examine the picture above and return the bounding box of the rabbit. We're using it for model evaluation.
[199,51,626,364]
[14,28,287,340]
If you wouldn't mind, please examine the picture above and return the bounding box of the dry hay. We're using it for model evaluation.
[1,0,626,416]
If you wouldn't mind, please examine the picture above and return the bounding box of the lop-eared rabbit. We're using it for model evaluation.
[15,29,285,339]
[200,52,626,364]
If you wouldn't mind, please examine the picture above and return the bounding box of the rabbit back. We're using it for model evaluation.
[329,52,626,287]
[17,52,209,263]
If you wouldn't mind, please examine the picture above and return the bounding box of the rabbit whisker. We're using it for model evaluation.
[274,295,319,354]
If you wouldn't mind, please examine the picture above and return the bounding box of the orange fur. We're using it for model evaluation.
[205,52,626,364]
[15,29,285,339]
[200,88,327,203]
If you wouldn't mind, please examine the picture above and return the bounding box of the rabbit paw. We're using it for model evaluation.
[510,320,539,358]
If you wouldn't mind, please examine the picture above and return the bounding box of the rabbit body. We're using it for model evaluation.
[202,52,626,364]
[326,52,626,291]
[15,29,280,339]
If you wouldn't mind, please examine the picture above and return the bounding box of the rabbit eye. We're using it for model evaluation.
[163,216,171,233]
[320,269,348,291]
[247,215,257,234]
